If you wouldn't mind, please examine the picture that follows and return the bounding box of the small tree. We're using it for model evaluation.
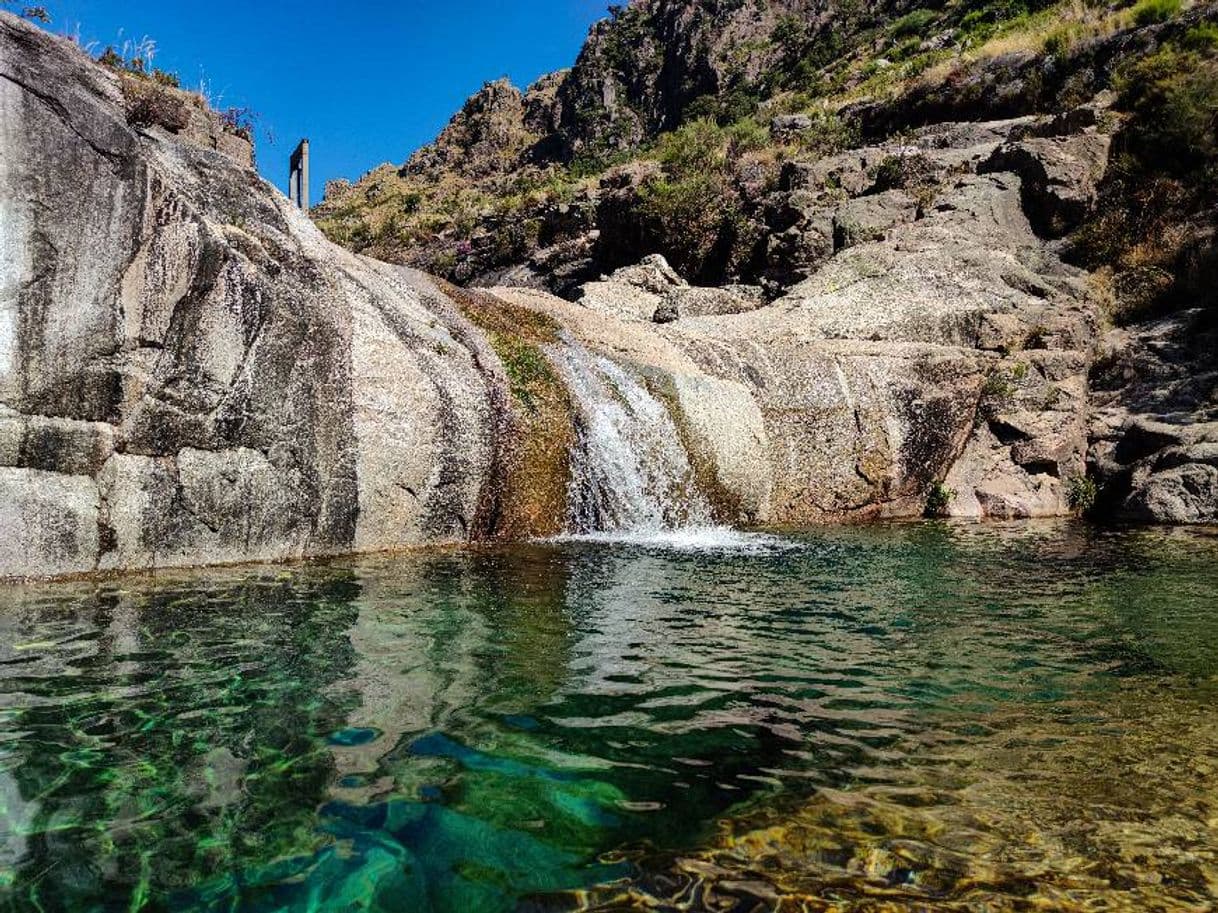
[1,2,51,22]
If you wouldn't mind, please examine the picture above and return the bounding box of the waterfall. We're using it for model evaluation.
[547,339,713,535]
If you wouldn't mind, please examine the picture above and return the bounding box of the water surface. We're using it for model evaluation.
[1,521,1216,911]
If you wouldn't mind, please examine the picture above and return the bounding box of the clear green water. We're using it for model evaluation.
[1,522,1216,912]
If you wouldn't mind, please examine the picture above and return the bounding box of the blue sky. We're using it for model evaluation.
[44,1,608,203]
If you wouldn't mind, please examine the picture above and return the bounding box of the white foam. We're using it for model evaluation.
[546,525,796,555]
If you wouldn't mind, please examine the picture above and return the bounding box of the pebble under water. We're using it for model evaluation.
[1,521,1216,912]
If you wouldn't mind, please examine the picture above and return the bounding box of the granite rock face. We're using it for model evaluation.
[0,15,503,577]
[981,133,1112,238]
[486,161,1099,525]
[1089,310,1218,524]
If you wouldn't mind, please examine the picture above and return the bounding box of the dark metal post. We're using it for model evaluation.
[289,139,310,210]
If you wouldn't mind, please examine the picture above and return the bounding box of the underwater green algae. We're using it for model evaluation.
[1,522,1216,912]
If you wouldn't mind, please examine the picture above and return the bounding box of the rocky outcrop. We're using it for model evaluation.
[981,133,1112,238]
[403,78,540,179]
[1089,309,1218,524]
[573,254,763,323]
[0,15,504,577]
[485,161,1099,525]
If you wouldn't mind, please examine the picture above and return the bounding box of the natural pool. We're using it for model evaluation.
[1,521,1216,912]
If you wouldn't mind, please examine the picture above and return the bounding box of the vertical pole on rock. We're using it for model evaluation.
[289,139,310,211]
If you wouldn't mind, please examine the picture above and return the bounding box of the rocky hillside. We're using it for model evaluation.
[0,3,1214,580]
[314,0,1213,290]
[313,0,1217,525]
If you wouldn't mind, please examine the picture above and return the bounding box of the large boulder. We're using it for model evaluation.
[0,14,506,577]
[981,134,1111,238]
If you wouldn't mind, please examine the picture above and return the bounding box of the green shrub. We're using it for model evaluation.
[981,370,1017,404]
[1043,26,1076,60]
[1116,48,1218,180]
[655,118,727,178]
[151,68,180,88]
[958,0,1032,43]
[719,86,763,124]
[638,119,743,278]
[792,112,859,157]
[1066,475,1098,513]
[891,8,938,39]
[1131,0,1182,27]
[925,482,956,518]
[726,117,769,155]
[1182,22,1218,51]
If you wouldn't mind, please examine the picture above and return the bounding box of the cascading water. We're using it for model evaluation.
[546,338,788,552]
[548,339,712,534]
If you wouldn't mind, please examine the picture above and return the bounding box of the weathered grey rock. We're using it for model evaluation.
[1124,461,1218,525]
[654,286,764,323]
[604,253,687,293]
[832,189,918,249]
[1087,309,1218,523]
[493,152,1100,524]
[576,280,663,322]
[775,174,1095,349]
[770,114,812,138]
[981,134,1111,237]
[0,14,503,577]
[575,254,689,321]
[0,469,100,578]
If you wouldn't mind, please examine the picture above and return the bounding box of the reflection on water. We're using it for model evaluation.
[0,522,1216,911]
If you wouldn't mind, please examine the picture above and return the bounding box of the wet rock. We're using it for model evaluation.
[0,468,100,578]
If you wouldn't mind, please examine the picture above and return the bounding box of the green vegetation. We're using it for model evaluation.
[891,8,937,39]
[925,481,956,517]
[1071,24,1218,321]
[488,332,556,413]
[1066,475,1098,513]
[311,0,1205,296]
[982,371,1018,402]
[792,112,859,157]
[1117,44,1218,182]
[97,41,180,88]
[1132,0,1183,27]
[634,118,746,278]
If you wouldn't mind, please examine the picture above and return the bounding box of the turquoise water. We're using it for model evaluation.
[1,521,1216,911]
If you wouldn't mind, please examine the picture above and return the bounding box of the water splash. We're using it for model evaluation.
[556,526,796,554]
